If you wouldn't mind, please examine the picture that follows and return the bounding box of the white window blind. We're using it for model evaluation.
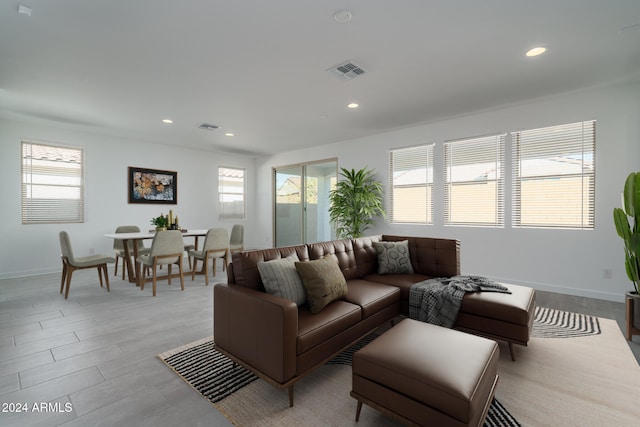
[218,166,246,220]
[444,133,505,227]
[512,120,595,229]
[21,141,84,224]
[389,144,434,224]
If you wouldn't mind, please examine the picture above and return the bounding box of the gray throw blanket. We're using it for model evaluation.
[409,276,511,328]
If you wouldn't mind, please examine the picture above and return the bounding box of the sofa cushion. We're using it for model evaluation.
[307,239,361,280]
[297,300,361,354]
[295,256,348,314]
[364,273,431,316]
[257,255,306,306]
[373,240,414,274]
[344,279,401,318]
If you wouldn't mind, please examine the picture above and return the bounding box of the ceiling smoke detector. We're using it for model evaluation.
[327,61,366,81]
[199,123,220,131]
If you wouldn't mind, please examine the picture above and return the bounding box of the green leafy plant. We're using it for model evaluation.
[329,167,385,239]
[150,214,169,228]
[613,172,640,294]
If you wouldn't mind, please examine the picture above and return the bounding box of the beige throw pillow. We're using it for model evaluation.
[257,255,306,306]
[295,256,347,314]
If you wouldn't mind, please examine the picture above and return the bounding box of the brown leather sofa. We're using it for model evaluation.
[213,234,535,407]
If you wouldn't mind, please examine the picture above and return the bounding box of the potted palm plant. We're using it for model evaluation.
[329,167,385,239]
[613,172,640,335]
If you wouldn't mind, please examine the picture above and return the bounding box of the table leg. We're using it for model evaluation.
[133,244,141,286]
[122,239,137,284]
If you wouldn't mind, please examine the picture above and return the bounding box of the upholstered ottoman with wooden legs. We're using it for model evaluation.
[351,319,499,427]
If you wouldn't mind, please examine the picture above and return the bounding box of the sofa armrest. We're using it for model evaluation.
[214,284,298,384]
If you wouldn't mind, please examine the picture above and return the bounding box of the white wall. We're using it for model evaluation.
[0,118,255,279]
[255,82,640,302]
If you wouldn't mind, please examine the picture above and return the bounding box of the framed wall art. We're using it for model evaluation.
[128,166,177,204]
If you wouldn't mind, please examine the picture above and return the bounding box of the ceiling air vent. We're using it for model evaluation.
[199,123,220,131]
[328,61,366,81]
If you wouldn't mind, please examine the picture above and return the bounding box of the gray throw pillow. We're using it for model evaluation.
[373,240,414,275]
[257,255,306,306]
[295,256,348,314]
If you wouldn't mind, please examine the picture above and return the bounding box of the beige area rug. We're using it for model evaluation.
[158,310,640,426]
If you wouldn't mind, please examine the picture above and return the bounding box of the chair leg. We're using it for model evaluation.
[178,257,185,291]
[64,269,73,299]
[203,257,209,286]
[168,264,172,285]
[114,256,119,277]
[152,264,157,297]
[103,265,110,292]
[97,267,104,288]
[60,262,67,294]
[191,258,198,281]
[140,263,146,290]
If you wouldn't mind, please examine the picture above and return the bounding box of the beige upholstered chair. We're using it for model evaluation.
[136,230,185,296]
[59,231,115,299]
[183,242,195,269]
[189,228,229,286]
[112,225,150,280]
[229,224,244,254]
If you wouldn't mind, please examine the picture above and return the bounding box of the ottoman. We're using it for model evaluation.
[351,319,499,427]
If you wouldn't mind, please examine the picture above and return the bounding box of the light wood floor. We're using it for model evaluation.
[1,267,638,426]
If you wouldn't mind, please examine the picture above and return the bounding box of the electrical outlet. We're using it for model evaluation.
[602,268,612,279]
[89,247,95,255]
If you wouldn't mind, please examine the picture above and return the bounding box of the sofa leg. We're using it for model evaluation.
[508,342,516,361]
[288,385,294,407]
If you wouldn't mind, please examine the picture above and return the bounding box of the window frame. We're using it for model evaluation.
[443,133,505,227]
[511,120,596,230]
[389,144,434,224]
[218,166,246,221]
[21,140,85,224]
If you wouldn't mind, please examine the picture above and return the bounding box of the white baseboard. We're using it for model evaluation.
[489,276,626,303]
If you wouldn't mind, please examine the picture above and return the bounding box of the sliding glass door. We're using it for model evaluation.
[274,159,337,246]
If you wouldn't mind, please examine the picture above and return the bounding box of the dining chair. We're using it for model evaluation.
[136,230,185,297]
[227,223,244,267]
[112,225,150,280]
[229,223,244,253]
[184,242,195,270]
[189,228,229,286]
[59,231,115,299]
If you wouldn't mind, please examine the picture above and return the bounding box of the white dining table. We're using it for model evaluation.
[104,229,208,284]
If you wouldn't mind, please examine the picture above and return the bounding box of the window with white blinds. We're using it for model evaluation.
[389,144,434,224]
[444,133,505,227]
[512,120,595,229]
[218,166,246,220]
[21,141,84,224]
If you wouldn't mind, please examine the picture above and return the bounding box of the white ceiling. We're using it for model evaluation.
[1,1,639,157]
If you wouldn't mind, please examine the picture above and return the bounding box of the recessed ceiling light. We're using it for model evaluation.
[162,119,173,124]
[526,47,547,57]
[224,133,234,137]
[18,4,32,16]
[347,102,359,109]
[333,10,352,23]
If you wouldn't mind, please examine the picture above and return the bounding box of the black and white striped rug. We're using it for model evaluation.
[532,306,601,338]
[159,307,599,427]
